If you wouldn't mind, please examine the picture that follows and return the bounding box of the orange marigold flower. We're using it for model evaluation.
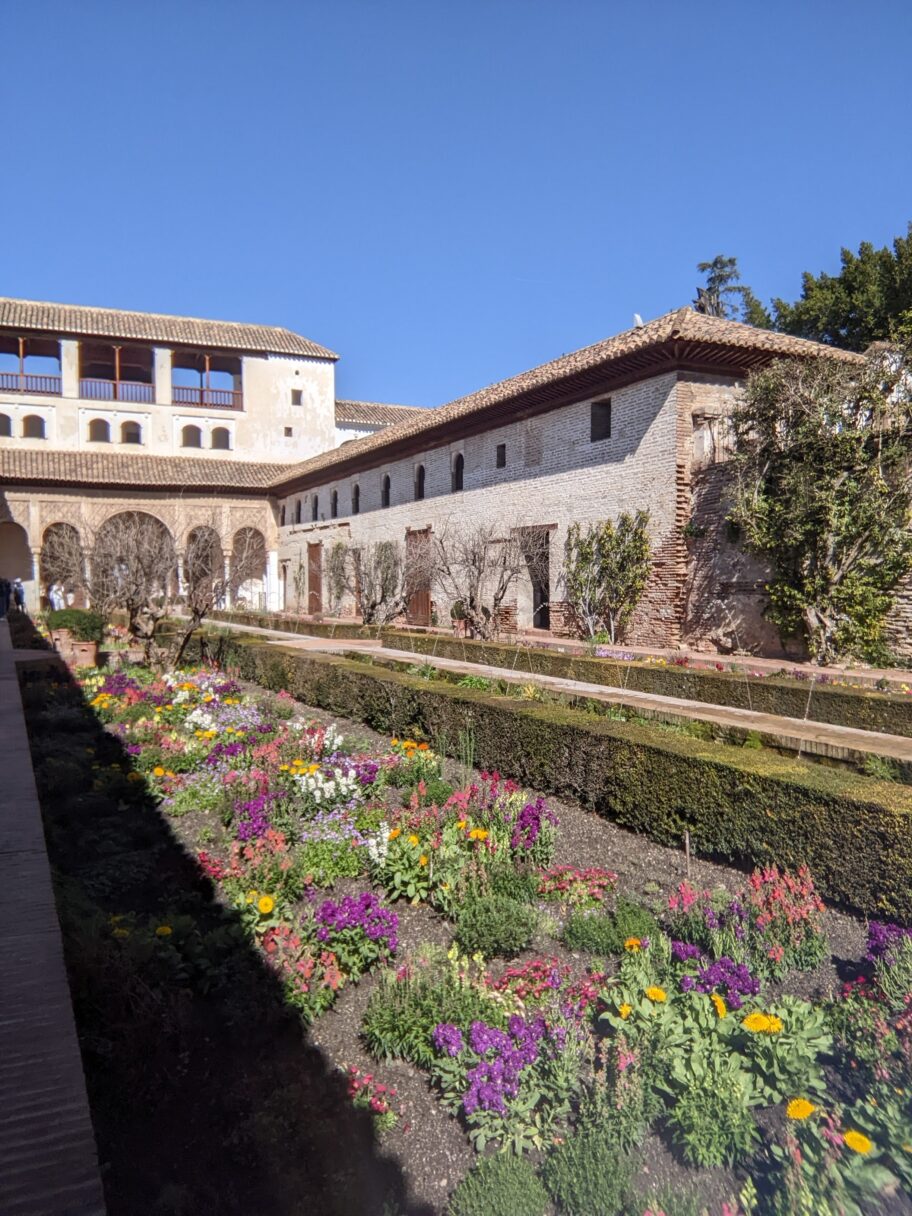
[623,937,641,952]
[711,993,728,1019]
[388,828,402,840]
[419,855,428,867]
[417,742,430,751]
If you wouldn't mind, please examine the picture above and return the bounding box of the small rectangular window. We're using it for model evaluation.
[496,443,506,468]
[590,399,612,442]
[291,390,302,406]
[284,426,293,437]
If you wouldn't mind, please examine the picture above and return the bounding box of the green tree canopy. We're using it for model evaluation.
[694,255,771,327]
[729,346,912,664]
[773,224,912,351]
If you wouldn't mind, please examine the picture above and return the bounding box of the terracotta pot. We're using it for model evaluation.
[69,641,98,667]
[51,627,73,650]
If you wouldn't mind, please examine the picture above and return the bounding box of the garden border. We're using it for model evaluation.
[206,633,912,923]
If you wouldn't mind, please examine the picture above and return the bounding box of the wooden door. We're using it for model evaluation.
[307,542,322,615]
[406,528,431,626]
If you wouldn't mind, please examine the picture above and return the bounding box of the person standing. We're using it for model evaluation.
[12,578,25,612]
[0,577,10,619]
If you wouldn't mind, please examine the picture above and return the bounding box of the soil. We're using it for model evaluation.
[22,666,895,1216]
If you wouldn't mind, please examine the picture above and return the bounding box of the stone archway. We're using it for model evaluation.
[231,527,267,610]
[41,522,86,608]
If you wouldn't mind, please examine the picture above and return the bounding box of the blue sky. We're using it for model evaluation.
[4,0,910,407]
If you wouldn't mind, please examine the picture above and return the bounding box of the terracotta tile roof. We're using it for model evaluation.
[335,399,426,427]
[0,447,286,491]
[0,297,338,360]
[270,309,866,492]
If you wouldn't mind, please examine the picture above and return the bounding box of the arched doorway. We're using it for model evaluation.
[0,522,34,610]
[92,511,177,614]
[41,523,86,608]
[184,526,224,608]
[231,527,267,610]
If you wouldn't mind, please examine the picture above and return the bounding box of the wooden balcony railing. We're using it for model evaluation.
[0,371,62,395]
[172,385,243,410]
[79,379,154,403]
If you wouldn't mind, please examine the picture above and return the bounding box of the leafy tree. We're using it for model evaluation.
[773,223,912,350]
[694,255,771,327]
[562,512,652,642]
[729,347,912,664]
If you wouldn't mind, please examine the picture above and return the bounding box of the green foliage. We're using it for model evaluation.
[295,838,364,886]
[46,607,105,642]
[694,254,771,326]
[361,948,504,1068]
[664,1053,760,1167]
[731,352,912,663]
[562,897,659,956]
[773,223,912,350]
[540,1126,633,1215]
[447,1154,548,1216]
[563,512,652,642]
[454,892,537,958]
[483,861,540,905]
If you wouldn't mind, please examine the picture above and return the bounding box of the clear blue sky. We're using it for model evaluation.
[4,0,910,407]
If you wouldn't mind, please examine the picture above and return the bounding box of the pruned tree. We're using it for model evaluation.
[325,542,348,616]
[329,539,426,626]
[90,511,178,662]
[171,522,265,665]
[562,512,652,642]
[40,522,86,600]
[431,519,547,639]
[729,345,912,663]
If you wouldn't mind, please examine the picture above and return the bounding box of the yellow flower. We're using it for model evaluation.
[469,828,489,841]
[112,927,130,939]
[407,834,420,846]
[619,1003,632,1020]
[711,993,728,1019]
[624,937,641,952]
[767,1015,783,1034]
[419,855,428,866]
[307,763,320,773]
[245,889,258,904]
[457,819,467,830]
[786,1098,816,1121]
[153,766,165,777]
[742,1012,771,1033]
[391,738,399,746]
[279,764,290,772]
[155,925,173,937]
[388,828,402,840]
[257,895,275,915]
[843,1130,873,1155]
[645,987,667,1003]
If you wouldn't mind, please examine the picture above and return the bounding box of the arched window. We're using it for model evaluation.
[280,505,286,527]
[22,414,46,440]
[414,464,425,501]
[0,414,11,437]
[311,494,319,522]
[88,418,110,443]
[181,424,202,448]
[381,474,391,508]
[211,426,230,450]
[295,499,302,525]
[451,452,464,492]
[352,484,360,515]
[121,421,142,444]
[331,489,338,519]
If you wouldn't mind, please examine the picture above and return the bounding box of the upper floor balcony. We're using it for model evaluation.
[0,335,62,395]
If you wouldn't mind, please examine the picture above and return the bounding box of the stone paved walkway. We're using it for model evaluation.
[0,621,107,1216]
[202,618,912,767]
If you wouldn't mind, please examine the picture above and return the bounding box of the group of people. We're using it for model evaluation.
[47,583,70,611]
[0,577,26,619]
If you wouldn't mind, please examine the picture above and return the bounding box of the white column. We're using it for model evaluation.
[60,340,80,398]
[266,549,280,612]
[223,555,232,609]
[154,348,172,405]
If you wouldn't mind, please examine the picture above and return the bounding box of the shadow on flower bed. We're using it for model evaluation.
[15,614,423,1216]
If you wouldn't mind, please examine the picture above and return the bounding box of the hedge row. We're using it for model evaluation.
[209,609,378,641]
[209,633,912,922]
[382,632,912,739]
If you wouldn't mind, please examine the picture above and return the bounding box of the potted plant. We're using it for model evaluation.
[46,608,105,666]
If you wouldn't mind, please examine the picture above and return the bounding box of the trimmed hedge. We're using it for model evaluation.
[382,632,912,739]
[209,609,378,641]
[206,633,912,922]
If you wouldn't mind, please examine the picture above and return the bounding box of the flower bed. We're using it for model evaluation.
[20,656,912,1215]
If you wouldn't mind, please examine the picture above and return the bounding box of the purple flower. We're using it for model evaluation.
[433,1023,465,1057]
[672,940,703,963]
[684,956,760,1009]
[510,796,558,851]
[315,891,398,954]
[866,921,912,965]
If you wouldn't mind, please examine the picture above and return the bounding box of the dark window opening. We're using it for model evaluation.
[352,484,360,515]
[496,443,506,468]
[121,421,142,444]
[284,426,293,438]
[211,426,230,450]
[312,495,319,522]
[451,452,464,492]
[381,474,391,508]
[181,424,202,448]
[331,490,338,519]
[0,414,11,437]
[88,418,110,443]
[295,500,302,525]
[414,464,425,500]
[280,505,286,526]
[22,414,46,439]
[291,389,302,406]
[590,398,612,442]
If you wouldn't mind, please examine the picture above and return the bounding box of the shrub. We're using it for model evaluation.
[447,1154,548,1216]
[484,861,540,904]
[362,950,504,1067]
[541,1127,633,1215]
[455,893,537,958]
[46,607,105,642]
[563,897,659,956]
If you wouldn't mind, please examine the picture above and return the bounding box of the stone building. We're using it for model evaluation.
[4,295,895,657]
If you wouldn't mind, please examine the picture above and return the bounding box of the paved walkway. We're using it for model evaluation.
[203,617,912,766]
[0,621,107,1215]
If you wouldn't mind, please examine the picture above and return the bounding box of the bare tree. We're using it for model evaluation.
[431,519,549,639]
[328,539,431,626]
[171,522,266,665]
